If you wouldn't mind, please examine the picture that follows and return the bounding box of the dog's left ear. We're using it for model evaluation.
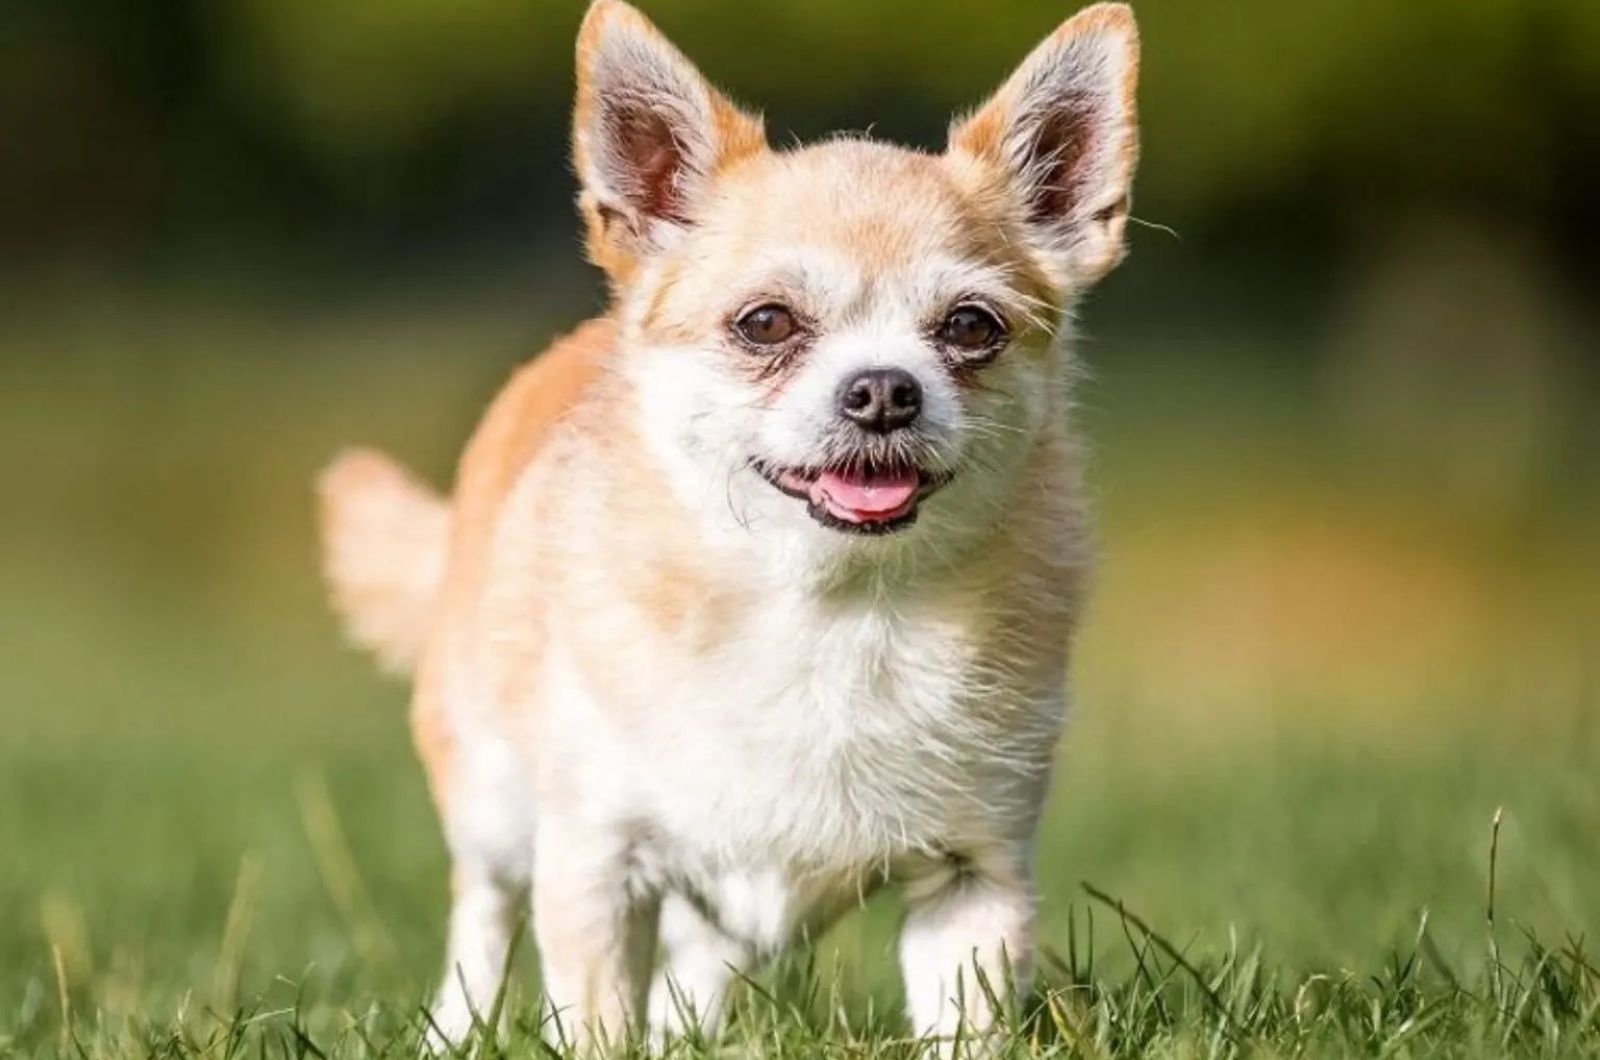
[573,0,767,283]
[948,4,1140,288]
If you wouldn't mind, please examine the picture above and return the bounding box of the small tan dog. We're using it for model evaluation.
[320,0,1138,1048]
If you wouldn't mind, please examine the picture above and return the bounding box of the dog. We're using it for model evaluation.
[319,0,1138,1048]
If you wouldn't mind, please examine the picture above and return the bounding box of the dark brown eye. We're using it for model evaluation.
[939,305,1005,353]
[735,304,797,346]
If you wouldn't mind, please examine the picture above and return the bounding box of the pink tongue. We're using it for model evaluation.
[812,468,920,522]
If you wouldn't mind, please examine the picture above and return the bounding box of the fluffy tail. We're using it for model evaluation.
[317,448,450,676]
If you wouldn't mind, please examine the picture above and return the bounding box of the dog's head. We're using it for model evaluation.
[573,1,1139,566]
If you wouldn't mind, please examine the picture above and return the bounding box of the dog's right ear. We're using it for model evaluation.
[573,0,766,284]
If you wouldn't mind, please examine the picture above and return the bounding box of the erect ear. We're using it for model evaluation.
[572,0,766,282]
[947,3,1140,288]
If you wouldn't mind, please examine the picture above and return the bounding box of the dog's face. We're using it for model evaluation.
[572,1,1138,563]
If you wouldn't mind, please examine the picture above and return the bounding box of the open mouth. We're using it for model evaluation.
[754,458,953,535]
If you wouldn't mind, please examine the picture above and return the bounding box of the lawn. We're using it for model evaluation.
[1,283,1596,1057]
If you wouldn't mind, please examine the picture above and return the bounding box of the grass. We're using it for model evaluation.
[12,795,1600,1060]
[1,281,1596,1057]
[28,885,1600,1060]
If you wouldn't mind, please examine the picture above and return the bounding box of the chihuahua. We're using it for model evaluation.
[320,0,1138,1048]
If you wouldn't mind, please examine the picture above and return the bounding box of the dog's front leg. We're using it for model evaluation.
[533,815,659,1052]
[646,891,752,1043]
[899,852,1035,1053]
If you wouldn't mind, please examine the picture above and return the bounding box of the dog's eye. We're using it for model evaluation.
[735,304,798,346]
[939,305,1005,353]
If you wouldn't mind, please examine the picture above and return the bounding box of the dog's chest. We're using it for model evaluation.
[638,596,1046,869]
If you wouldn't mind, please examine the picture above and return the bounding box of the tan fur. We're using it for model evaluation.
[412,318,614,800]
[951,4,1139,166]
[572,0,766,286]
[949,2,1140,287]
[318,449,450,675]
[316,1,1140,1047]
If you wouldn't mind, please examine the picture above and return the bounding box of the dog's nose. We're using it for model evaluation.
[837,368,922,433]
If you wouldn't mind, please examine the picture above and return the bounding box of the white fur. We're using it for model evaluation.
[432,568,1066,1045]
[424,321,1078,1048]
[424,236,1084,1048]
[323,3,1141,1051]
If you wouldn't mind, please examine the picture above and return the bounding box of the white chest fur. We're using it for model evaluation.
[538,581,1064,883]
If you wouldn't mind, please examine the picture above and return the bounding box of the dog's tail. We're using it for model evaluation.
[317,448,450,677]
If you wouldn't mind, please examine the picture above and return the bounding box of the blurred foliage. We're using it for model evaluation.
[5,0,1599,271]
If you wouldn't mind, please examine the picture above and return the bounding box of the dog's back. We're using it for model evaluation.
[319,318,613,676]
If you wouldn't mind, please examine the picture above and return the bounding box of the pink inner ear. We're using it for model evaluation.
[609,106,691,226]
[1023,94,1095,223]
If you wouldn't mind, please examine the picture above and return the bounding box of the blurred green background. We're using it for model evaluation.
[1,0,1597,1048]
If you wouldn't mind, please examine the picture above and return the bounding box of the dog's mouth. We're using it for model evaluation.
[754,458,954,535]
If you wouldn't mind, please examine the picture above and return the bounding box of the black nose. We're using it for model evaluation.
[837,368,922,433]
